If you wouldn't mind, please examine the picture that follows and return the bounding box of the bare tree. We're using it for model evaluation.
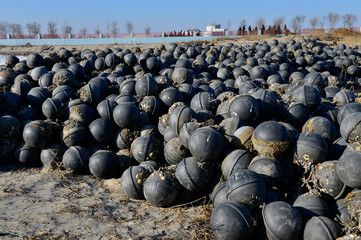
[80,27,87,37]
[145,26,151,36]
[310,16,319,29]
[95,25,101,35]
[9,23,22,35]
[62,23,72,34]
[290,15,306,33]
[110,21,119,37]
[33,22,41,34]
[16,24,23,35]
[342,13,358,29]
[0,21,9,35]
[125,21,134,34]
[25,23,32,34]
[255,17,266,29]
[327,12,340,30]
[48,21,57,35]
[273,17,285,28]
[25,22,41,34]
[290,19,298,33]
[227,19,232,30]
[319,16,326,30]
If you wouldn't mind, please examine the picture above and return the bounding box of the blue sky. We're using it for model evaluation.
[1,0,360,34]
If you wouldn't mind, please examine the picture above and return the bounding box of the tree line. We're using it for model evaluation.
[0,12,358,37]
[0,20,143,36]
[238,12,358,34]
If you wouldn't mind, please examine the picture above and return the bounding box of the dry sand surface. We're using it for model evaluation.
[0,164,214,239]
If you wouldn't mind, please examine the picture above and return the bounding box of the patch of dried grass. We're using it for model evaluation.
[168,197,215,240]
[23,231,81,240]
[180,40,211,45]
[189,204,214,240]
[339,36,361,48]
[238,35,281,42]
[59,204,83,214]
[334,28,361,37]
[311,31,361,47]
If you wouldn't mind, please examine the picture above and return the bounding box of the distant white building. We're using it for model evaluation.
[204,24,226,36]
[206,24,225,32]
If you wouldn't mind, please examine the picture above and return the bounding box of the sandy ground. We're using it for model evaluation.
[0,164,214,240]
